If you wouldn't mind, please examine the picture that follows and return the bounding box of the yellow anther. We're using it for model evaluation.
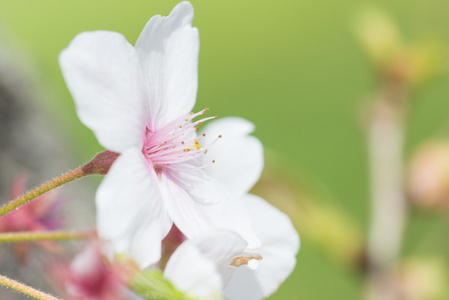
[194,138,200,150]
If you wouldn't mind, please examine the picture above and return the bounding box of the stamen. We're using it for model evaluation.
[194,139,200,150]
[164,164,207,171]
[142,108,221,168]
[230,255,263,267]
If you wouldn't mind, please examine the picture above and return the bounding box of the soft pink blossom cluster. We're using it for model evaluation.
[0,175,62,262]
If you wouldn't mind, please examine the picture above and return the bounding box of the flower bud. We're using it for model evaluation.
[408,141,449,208]
[355,8,402,67]
[52,242,131,300]
[355,8,445,86]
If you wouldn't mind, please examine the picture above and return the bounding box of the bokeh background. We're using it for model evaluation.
[1,0,449,299]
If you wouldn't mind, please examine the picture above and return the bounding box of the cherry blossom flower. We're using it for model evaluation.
[59,1,259,268]
[164,196,300,300]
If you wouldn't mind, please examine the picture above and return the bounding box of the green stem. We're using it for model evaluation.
[0,168,87,218]
[0,274,61,300]
[0,230,94,243]
[0,150,119,218]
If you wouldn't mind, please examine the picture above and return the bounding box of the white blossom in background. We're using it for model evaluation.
[224,195,299,300]
[59,1,261,269]
[164,197,299,300]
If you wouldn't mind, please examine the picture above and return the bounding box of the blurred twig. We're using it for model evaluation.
[355,7,448,299]
[366,75,408,300]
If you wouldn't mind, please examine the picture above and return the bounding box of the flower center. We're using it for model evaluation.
[143,108,221,170]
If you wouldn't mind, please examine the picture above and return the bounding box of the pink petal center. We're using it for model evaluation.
[143,108,221,170]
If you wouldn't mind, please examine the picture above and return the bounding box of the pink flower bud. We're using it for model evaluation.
[52,242,133,300]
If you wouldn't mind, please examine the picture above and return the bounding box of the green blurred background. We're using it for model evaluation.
[1,0,449,299]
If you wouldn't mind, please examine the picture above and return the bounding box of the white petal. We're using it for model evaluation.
[159,168,260,249]
[224,195,300,300]
[59,31,147,153]
[164,231,246,300]
[96,148,172,268]
[135,1,199,130]
[201,117,263,196]
[190,231,248,270]
[164,242,221,299]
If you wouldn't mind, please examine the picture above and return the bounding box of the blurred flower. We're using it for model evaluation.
[0,174,63,262]
[394,257,448,300]
[405,42,446,85]
[53,242,132,300]
[355,7,446,86]
[59,1,259,269]
[408,141,449,209]
[355,8,402,67]
[164,195,299,300]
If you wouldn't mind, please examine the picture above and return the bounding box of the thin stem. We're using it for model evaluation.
[0,168,87,218]
[0,274,61,300]
[0,150,119,218]
[0,230,94,243]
